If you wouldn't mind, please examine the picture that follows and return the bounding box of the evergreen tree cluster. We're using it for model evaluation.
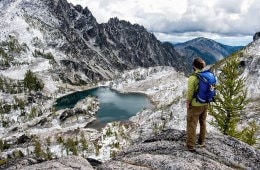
[0,77,24,94]
[33,138,52,160]
[0,35,28,69]
[23,70,44,92]
[33,49,54,60]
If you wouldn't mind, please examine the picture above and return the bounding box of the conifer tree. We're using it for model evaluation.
[240,121,258,146]
[80,132,88,151]
[209,57,248,137]
[65,138,78,156]
[33,139,43,158]
[24,70,44,92]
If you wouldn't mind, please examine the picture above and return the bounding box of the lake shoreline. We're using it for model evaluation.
[54,86,154,128]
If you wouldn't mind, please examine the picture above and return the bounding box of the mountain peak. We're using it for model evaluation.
[174,37,243,68]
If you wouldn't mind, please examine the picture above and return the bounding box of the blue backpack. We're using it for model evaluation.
[194,70,216,103]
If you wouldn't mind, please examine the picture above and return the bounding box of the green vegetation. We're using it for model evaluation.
[45,146,52,160]
[0,47,8,58]
[33,49,54,60]
[211,51,244,71]
[110,150,117,158]
[0,159,6,166]
[239,121,258,146]
[93,141,101,156]
[0,139,10,151]
[105,127,113,137]
[152,122,159,135]
[65,138,78,156]
[209,56,257,145]
[0,35,28,69]
[80,132,88,151]
[2,35,27,53]
[0,76,24,94]
[24,70,44,92]
[29,106,38,119]
[13,96,26,110]
[111,141,120,148]
[33,138,52,160]
[33,139,43,158]
[11,150,24,158]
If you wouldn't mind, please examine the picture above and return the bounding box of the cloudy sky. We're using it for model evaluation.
[67,0,260,46]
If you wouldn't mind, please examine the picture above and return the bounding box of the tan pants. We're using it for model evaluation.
[186,105,208,150]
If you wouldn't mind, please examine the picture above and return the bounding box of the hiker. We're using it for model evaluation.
[186,57,208,152]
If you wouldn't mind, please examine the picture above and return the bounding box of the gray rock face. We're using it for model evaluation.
[2,129,259,170]
[98,129,260,170]
[0,0,189,85]
[253,32,260,41]
[2,156,94,170]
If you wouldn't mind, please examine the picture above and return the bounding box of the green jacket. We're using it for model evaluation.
[186,69,208,106]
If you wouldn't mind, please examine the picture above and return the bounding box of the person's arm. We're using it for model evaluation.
[186,75,196,108]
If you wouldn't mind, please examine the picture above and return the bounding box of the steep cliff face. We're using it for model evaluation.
[0,0,188,88]
[239,32,260,141]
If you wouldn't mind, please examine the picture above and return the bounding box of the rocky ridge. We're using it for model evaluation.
[174,37,243,68]
[98,129,260,170]
[2,129,260,170]
[0,0,188,89]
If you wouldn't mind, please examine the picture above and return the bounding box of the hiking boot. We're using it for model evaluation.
[196,142,205,148]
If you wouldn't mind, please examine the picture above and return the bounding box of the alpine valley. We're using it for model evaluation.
[0,0,259,169]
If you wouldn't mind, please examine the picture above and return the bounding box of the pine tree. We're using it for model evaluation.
[33,139,43,158]
[24,70,44,92]
[65,138,78,156]
[240,121,258,146]
[209,57,248,137]
[80,132,88,151]
[45,137,52,160]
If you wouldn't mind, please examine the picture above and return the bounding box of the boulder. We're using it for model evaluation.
[2,156,94,170]
[253,31,260,41]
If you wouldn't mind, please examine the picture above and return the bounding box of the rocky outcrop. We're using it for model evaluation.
[2,129,259,170]
[1,156,94,170]
[253,32,260,41]
[98,129,260,170]
[56,96,99,126]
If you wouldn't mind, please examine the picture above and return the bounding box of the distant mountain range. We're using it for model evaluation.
[173,37,243,67]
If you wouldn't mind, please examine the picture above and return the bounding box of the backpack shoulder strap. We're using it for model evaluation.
[194,72,207,83]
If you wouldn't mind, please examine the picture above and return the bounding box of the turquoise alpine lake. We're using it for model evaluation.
[54,87,152,124]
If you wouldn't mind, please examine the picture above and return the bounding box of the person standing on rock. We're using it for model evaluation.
[186,57,208,152]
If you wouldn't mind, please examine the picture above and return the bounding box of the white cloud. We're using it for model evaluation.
[155,32,253,46]
[67,0,260,46]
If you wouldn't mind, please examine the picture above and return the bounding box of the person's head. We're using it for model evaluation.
[193,57,205,70]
